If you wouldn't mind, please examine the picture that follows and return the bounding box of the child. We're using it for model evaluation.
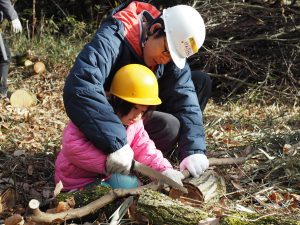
[55,64,184,191]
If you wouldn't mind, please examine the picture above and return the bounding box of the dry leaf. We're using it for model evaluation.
[13,150,26,157]
[268,192,283,204]
[212,206,223,217]
[231,180,243,190]
[198,217,220,225]
[53,181,63,197]
[27,165,34,175]
[42,189,52,199]
[56,201,71,213]
[283,144,292,154]
[235,204,255,213]
[4,214,24,225]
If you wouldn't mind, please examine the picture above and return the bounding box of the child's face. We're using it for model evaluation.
[119,104,149,126]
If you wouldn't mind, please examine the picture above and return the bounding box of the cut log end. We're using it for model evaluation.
[29,199,40,210]
[9,89,37,108]
[33,62,46,74]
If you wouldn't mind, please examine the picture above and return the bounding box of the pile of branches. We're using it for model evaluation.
[188,1,300,100]
[14,0,299,100]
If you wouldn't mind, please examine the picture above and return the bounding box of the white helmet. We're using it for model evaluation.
[162,5,206,69]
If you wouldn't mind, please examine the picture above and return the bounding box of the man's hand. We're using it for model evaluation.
[180,154,209,178]
[12,18,22,33]
[106,144,134,175]
[162,169,184,186]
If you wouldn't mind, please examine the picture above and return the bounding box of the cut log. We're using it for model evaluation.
[137,190,300,225]
[9,89,37,108]
[33,62,46,74]
[169,169,226,207]
[137,188,209,225]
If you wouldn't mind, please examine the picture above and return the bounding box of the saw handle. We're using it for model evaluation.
[182,169,190,179]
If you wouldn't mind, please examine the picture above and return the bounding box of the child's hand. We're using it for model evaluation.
[162,169,184,186]
[106,144,134,174]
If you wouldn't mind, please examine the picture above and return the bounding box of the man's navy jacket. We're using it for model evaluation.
[63,1,206,161]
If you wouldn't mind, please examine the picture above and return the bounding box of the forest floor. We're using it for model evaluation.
[0,59,299,224]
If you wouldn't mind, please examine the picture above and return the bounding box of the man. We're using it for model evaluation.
[0,0,22,98]
[63,1,212,181]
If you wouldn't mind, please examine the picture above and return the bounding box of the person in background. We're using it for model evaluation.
[63,1,212,180]
[0,0,22,98]
[55,64,184,191]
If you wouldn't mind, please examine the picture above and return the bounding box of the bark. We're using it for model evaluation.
[137,191,300,225]
[137,189,209,225]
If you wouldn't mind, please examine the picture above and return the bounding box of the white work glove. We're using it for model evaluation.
[106,144,134,175]
[180,154,209,178]
[162,169,184,186]
[11,18,22,33]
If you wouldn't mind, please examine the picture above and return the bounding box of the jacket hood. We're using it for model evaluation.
[113,1,160,57]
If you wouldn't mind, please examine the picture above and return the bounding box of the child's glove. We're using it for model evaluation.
[162,169,184,186]
[106,144,134,175]
[180,154,209,178]
[11,18,22,33]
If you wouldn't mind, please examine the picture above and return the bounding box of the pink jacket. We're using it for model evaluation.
[55,120,173,191]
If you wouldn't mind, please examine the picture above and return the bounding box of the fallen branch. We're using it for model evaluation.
[208,157,246,166]
[28,183,158,223]
[182,157,247,178]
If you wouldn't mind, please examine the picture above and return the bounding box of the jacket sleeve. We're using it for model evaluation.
[63,20,127,154]
[130,120,173,172]
[61,122,107,174]
[0,0,18,21]
[158,63,206,161]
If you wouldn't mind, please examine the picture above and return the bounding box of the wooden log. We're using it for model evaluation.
[33,62,46,74]
[137,191,300,225]
[9,89,37,108]
[169,169,226,207]
[137,188,209,225]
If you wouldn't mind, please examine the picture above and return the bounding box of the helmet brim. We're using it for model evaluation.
[163,9,186,69]
[114,94,162,106]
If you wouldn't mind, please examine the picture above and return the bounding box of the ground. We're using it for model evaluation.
[0,58,299,223]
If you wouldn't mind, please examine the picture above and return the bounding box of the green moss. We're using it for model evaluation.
[220,212,300,225]
[56,185,111,207]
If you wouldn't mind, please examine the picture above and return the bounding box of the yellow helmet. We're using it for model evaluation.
[110,64,161,105]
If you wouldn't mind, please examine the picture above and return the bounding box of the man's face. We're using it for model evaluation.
[143,34,172,68]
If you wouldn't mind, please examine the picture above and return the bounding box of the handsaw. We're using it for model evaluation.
[131,160,188,193]
[109,196,134,225]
